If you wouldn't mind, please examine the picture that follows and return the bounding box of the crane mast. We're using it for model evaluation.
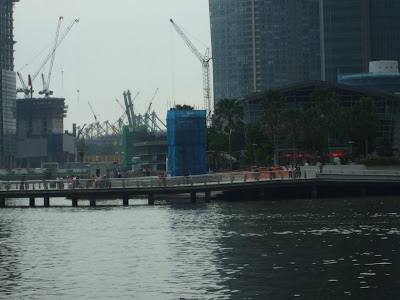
[39,16,63,97]
[170,19,212,126]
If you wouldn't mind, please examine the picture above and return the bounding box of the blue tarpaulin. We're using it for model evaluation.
[167,110,207,176]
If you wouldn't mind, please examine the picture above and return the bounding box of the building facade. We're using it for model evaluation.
[15,97,75,168]
[0,0,18,168]
[241,81,400,154]
[209,0,400,105]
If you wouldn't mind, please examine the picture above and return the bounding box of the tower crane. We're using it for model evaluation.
[39,16,63,97]
[170,19,212,126]
[27,18,79,98]
[146,88,158,115]
[88,101,106,137]
[16,72,30,97]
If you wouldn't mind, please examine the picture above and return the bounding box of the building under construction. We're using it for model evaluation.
[0,0,18,168]
[15,97,76,168]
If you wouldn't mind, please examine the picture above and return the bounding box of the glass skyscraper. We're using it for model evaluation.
[0,0,18,168]
[209,0,400,105]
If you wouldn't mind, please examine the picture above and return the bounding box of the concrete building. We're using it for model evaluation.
[15,97,76,168]
[0,0,18,168]
[338,61,400,94]
[209,0,400,105]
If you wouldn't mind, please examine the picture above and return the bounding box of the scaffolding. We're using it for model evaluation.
[167,110,207,176]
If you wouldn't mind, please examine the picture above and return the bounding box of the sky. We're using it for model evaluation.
[13,0,212,131]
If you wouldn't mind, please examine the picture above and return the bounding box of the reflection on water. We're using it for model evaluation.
[0,196,399,299]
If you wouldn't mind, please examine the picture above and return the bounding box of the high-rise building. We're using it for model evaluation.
[209,0,400,105]
[0,0,18,168]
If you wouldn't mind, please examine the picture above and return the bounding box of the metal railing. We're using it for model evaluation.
[0,170,316,192]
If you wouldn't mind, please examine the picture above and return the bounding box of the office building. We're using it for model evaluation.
[209,0,400,105]
[0,0,18,168]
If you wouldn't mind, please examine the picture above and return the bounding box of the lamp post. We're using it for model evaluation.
[252,143,257,165]
[348,141,354,161]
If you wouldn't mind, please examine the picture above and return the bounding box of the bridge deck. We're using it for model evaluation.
[1,170,399,207]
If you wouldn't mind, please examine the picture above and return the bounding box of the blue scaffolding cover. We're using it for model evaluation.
[167,110,207,176]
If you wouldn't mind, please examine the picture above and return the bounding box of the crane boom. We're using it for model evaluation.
[30,18,79,95]
[147,88,158,114]
[41,16,64,96]
[170,19,212,126]
[170,19,204,63]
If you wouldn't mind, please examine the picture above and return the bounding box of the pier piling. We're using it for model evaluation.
[123,196,129,206]
[29,197,35,207]
[205,191,211,203]
[191,192,196,203]
[72,198,78,207]
[44,197,50,207]
[148,193,154,205]
[0,197,5,208]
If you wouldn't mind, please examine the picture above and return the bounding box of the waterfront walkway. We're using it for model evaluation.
[1,168,400,207]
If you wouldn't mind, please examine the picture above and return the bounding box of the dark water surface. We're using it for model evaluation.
[0,196,399,299]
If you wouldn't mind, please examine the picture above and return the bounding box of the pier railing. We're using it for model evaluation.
[0,169,318,191]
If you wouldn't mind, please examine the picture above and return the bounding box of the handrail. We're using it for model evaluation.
[2,169,398,192]
[0,170,318,191]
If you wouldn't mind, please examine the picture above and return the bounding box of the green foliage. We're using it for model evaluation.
[171,104,194,110]
[214,98,244,133]
[351,97,379,156]
[375,136,393,157]
[359,156,400,166]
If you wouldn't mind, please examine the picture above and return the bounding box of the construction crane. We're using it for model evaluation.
[39,16,63,97]
[88,101,106,137]
[170,19,212,126]
[146,88,159,115]
[27,18,79,98]
[16,72,30,97]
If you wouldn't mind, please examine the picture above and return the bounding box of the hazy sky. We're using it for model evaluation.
[14,0,212,131]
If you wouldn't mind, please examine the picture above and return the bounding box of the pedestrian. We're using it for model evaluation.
[42,177,48,190]
[319,163,323,174]
[20,176,25,190]
[184,170,190,184]
[288,165,293,178]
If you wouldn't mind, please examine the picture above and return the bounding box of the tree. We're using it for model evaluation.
[299,105,325,159]
[259,90,286,165]
[310,88,343,152]
[352,97,379,157]
[171,104,194,110]
[281,108,303,164]
[214,98,244,133]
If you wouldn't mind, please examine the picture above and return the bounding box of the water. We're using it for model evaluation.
[0,196,399,299]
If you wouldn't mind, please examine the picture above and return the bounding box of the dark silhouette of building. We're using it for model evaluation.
[0,0,18,168]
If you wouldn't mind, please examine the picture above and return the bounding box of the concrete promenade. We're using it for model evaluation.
[1,168,400,207]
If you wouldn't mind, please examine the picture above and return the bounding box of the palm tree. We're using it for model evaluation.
[281,108,303,164]
[352,97,379,157]
[259,90,286,165]
[214,98,244,133]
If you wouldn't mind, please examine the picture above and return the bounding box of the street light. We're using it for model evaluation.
[252,143,257,165]
[348,141,354,161]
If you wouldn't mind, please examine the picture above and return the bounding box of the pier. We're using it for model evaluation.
[1,168,400,207]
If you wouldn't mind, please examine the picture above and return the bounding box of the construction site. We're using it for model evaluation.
[3,7,212,177]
